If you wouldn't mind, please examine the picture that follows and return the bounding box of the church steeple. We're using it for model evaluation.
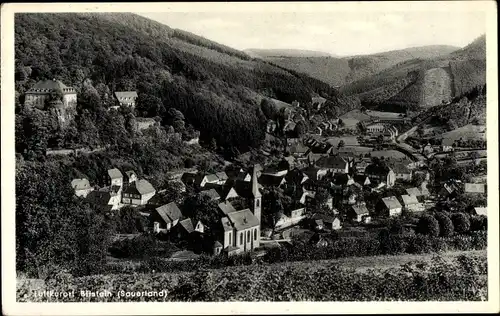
[251,164,262,198]
[251,164,262,223]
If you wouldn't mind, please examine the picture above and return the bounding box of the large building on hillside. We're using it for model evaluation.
[114,91,138,109]
[25,79,77,109]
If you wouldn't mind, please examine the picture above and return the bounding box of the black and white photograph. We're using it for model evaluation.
[1,1,498,314]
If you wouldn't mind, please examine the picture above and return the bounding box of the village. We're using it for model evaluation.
[35,78,485,261]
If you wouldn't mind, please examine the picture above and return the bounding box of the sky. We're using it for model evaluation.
[139,8,486,57]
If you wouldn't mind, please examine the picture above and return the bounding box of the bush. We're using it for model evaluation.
[434,213,455,237]
[470,215,487,231]
[416,215,440,237]
[451,213,471,234]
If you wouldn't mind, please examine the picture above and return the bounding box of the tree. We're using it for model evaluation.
[416,215,440,237]
[294,121,306,137]
[356,122,367,135]
[416,125,424,138]
[451,213,471,234]
[260,98,278,120]
[434,213,455,237]
[337,140,345,149]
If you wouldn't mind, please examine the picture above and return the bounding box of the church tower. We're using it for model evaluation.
[251,164,262,224]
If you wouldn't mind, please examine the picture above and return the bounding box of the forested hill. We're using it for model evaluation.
[15,13,357,156]
[248,45,459,87]
[339,36,486,111]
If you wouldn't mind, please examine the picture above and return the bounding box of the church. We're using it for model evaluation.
[213,165,262,256]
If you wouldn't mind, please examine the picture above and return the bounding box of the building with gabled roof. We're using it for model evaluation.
[316,156,349,174]
[365,164,395,188]
[441,138,455,152]
[258,174,286,187]
[349,203,370,222]
[200,188,221,201]
[107,168,124,188]
[151,202,183,233]
[406,187,423,197]
[122,179,156,205]
[464,183,486,194]
[400,194,424,213]
[114,91,138,108]
[377,196,403,217]
[473,207,487,216]
[25,79,77,110]
[71,178,94,198]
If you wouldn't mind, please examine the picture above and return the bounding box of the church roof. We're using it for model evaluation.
[227,209,260,231]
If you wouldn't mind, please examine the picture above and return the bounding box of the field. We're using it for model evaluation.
[440,124,486,141]
[326,137,360,147]
[370,150,407,159]
[17,250,487,302]
[365,110,405,119]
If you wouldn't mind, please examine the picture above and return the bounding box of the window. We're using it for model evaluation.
[254,229,257,240]
[256,199,260,207]
[240,233,243,245]
[228,232,232,245]
[247,230,250,241]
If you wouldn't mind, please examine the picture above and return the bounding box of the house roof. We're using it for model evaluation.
[108,168,123,179]
[381,196,402,210]
[200,188,221,200]
[401,194,420,206]
[114,91,138,100]
[288,142,310,155]
[312,213,337,224]
[27,79,75,94]
[353,174,370,185]
[178,218,195,234]
[213,240,223,248]
[221,217,234,232]
[123,179,156,195]
[464,183,486,193]
[474,207,487,216]
[218,201,237,215]
[351,204,369,215]
[365,164,391,176]
[406,187,422,197]
[71,178,91,191]
[258,174,285,187]
[227,209,260,231]
[285,169,308,184]
[232,179,262,199]
[316,156,348,169]
[155,202,183,224]
[216,171,228,181]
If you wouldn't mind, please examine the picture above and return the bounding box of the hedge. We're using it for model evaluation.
[17,254,487,302]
